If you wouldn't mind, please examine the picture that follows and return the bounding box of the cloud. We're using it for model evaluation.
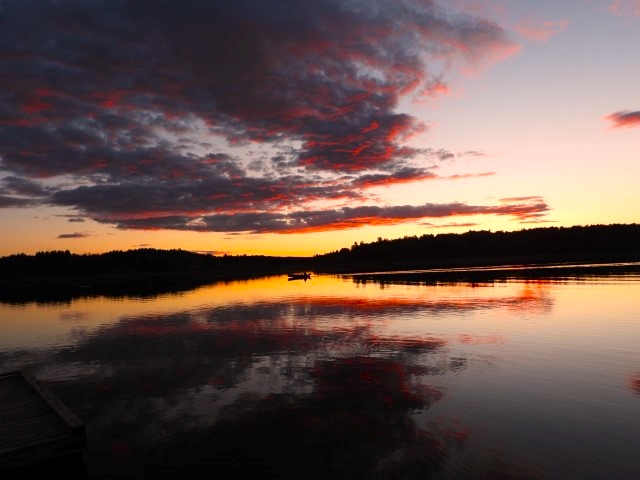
[351,167,438,188]
[459,150,487,158]
[430,222,480,228]
[57,232,91,239]
[1,176,49,196]
[0,195,33,208]
[499,196,545,202]
[0,176,46,207]
[608,0,640,16]
[443,172,495,180]
[68,217,85,223]
[519,219,556,224]
[97,199,549,234]
[605,110,640,128]
[514,17,569,42]
[0,0,527,234]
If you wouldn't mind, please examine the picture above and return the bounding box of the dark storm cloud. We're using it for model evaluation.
[0,0,530,232]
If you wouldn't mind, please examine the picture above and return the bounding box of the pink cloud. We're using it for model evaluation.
[608,0,640,16]
[444,172,495,180]
[605,111,640,128]
[514,17,569,42]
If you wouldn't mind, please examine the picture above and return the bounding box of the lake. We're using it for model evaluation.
[2,265,640,478]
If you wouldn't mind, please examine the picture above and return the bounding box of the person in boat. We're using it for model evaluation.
[289,272,310,279]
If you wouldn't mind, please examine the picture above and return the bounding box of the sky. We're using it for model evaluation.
[0,0,638,257]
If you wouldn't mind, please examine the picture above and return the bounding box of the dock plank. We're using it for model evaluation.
[0,371,86,469]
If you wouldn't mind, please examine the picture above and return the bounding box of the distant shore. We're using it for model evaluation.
[2,250,640,304]
[315,249,640,274]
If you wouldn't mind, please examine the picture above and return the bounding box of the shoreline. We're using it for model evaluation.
[2,252,640,304]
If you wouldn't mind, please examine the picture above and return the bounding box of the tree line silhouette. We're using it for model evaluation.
[315,223,640,270]
[0,248,311,280]
[0,248,314,302]
[1,224,639,283]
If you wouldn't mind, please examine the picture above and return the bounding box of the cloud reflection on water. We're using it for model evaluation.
[0,275,558,478]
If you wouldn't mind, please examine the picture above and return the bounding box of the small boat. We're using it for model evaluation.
[288,272,311,281]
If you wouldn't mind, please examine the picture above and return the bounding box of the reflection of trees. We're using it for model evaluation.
[346,278,555,315]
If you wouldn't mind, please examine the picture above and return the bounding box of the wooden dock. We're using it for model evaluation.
[0,370,86,470]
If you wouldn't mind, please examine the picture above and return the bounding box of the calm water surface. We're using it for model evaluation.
[2,270,640,478]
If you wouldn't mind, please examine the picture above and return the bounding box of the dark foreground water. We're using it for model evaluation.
[2,266,640,478]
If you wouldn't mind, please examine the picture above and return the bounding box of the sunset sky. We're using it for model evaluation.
[1,0,638,257]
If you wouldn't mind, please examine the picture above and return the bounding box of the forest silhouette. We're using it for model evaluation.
[1,223,639,301]
[318,223,640,271]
